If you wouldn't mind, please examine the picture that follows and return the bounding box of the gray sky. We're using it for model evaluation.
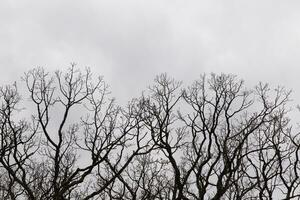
[1,0,300,104]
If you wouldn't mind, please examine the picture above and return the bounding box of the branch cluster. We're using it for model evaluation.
[0,66,297,200]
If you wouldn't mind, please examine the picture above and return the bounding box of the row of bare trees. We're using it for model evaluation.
[0,65,299,199]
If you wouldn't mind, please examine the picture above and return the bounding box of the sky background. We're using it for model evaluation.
[1,0,300,105]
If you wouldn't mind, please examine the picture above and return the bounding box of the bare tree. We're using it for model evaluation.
[0,65,153,200]
[126,73,291,200]
[0,67,298,200]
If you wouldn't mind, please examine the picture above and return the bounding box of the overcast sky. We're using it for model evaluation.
[1,0,300,104]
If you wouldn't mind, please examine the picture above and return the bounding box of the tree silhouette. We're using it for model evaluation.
[0,65,297,199]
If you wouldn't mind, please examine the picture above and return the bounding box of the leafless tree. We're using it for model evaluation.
[0,66,298,200]
[0,65,153,200]
[121,73,292,200]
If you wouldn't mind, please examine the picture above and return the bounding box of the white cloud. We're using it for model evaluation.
[1,0,300,104]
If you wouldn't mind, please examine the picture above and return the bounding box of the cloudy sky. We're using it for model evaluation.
[1,0,300,104]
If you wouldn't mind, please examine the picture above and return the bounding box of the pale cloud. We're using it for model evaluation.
[1,0,300,104]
